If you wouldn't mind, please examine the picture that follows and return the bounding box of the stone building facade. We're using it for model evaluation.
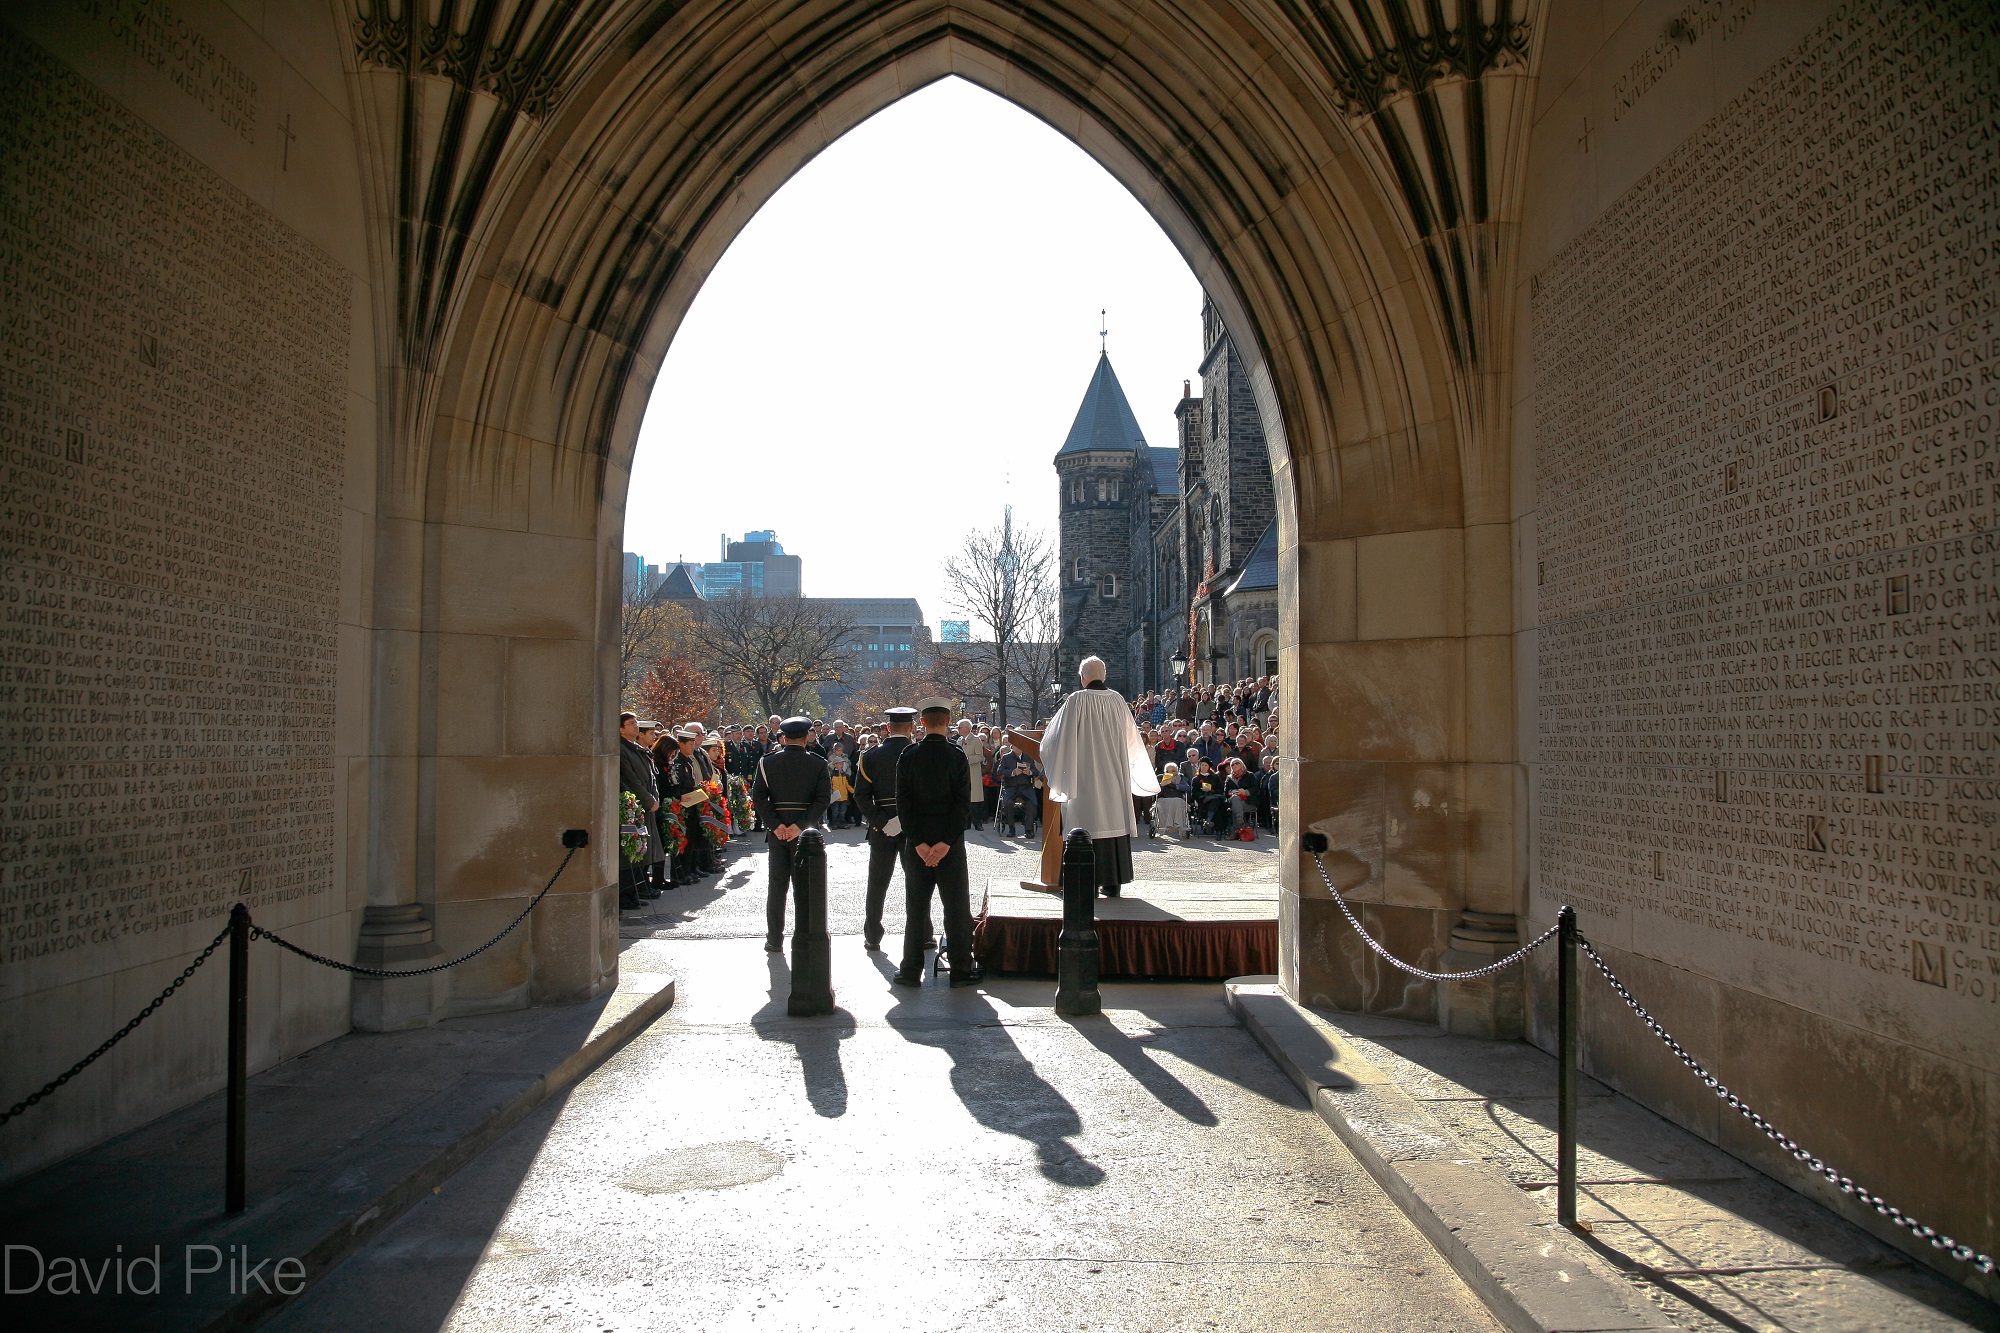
[1055,299,1279,694]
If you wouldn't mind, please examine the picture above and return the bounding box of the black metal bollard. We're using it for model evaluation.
[1054,830,1100,1016]
[225,902,250,1214]
[787,830,835,1016]
[1557,904,1579,1229]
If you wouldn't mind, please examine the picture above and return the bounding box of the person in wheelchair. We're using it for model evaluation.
[1190,759,1227,835]
[993,740,1043,838]
[1153,762,1190,838]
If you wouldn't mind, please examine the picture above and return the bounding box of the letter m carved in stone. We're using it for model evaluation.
[1910,941,1947,988]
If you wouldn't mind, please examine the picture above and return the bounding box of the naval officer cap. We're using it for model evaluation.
[913,696,955,714]
[779,716,814,738]
[882,706,918,721]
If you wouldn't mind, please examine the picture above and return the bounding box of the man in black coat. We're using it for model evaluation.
[851,706,917,952]
[751,717,832,954]
[618,713,664,906]
[723,725,756,778]
[891,699,980,988]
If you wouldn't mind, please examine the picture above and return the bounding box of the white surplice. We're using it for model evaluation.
[1041,684,1161,838]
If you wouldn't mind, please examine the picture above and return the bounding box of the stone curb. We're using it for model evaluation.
[1224,978,1675,1333]
[200,973,678,1332]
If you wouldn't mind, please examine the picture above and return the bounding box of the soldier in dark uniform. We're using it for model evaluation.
[751,716,832,954]
[891,698,981,988]
[851,705,917,952]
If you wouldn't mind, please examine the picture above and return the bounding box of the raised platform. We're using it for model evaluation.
[974,879,1277,979]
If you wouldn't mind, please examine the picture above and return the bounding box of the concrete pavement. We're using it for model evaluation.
[269,833,1501,1333]
[619,824,1279,943]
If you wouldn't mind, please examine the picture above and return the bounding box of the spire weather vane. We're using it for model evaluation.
[1099,310,1107,354]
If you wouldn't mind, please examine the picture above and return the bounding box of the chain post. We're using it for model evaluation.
[1557,904,1579,1230]
[787,830,834,1016]
[1054,830,1100,1016]
[225,901,250,1215]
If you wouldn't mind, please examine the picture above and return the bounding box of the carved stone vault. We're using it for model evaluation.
[334,0,1543,1036]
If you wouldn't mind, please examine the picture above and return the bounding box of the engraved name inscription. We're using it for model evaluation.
[0,31,346,972]
[1533,0,1998,1009]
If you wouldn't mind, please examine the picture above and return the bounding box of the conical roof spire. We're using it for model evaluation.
[1055,352,1149,459]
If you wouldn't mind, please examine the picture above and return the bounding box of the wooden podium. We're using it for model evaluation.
[1005,727,1062,892]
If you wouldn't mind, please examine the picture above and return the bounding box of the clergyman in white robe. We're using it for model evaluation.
[1041,677,1160,896]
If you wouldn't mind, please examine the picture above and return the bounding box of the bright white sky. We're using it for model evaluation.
[626,76,1203,630]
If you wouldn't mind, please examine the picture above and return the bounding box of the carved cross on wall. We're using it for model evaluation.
[281,113,297,170]
[1577,117,1595,154]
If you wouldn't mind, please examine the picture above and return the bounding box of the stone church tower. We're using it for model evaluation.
[1054,352,1174,695]
[1054,301,1279,697]
[1170,296,1278,687]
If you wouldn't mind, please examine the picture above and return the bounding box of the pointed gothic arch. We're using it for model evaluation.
[348,0,1533,1020]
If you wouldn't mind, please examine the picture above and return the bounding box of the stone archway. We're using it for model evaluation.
[11,0,1998,1284]
[357,0,1532,1025]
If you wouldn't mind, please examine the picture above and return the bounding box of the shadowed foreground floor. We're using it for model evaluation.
[267,932,1498,1332]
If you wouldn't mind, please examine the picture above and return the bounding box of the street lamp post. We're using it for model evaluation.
[1170,651,1187,682]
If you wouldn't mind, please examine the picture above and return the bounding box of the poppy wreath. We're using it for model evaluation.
[619,790,650,863]
[698,777,729,848]
[659,800,689,856]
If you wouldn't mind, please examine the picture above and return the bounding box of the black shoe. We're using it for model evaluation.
[864,936,883,953]
[949,967,984,988]
[620,896,641,910]
[765,938,782,953]
[890,971,922,987]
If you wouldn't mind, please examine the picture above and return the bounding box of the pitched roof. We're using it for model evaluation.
[657,564,703,601]
[1056,353,1149,458]
[1226,520,1279,594]
[1147,446,1179,494]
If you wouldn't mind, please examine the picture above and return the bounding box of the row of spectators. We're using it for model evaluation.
[1133,678,1280,841]
[1127,676,1277,731]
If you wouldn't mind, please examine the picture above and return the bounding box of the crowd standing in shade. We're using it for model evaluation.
[615,681,1277,909]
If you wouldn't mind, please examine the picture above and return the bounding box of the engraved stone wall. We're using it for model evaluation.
[0,29,348,994]
[1533,0,1998,1062]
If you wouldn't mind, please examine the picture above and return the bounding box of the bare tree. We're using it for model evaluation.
[687,595,857,718]
[1011,591,1066,724]
[941,512,1054,725]
[620,589,697,695]
[840,656,962,730]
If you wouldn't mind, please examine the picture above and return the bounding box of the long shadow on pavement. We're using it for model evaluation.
[1059,1014,1219,1126]
[747,954,855,1119]
[881,982,1106,1188]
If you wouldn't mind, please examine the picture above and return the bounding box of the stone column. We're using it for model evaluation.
[1437,911,1525,1039]
[1280,508,1520,1033]
[353,509,446,1030]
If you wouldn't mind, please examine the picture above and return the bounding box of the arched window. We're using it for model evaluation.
[1101,574,1118,599]
[1252,632,1278,679]
[1073,556,1086,582]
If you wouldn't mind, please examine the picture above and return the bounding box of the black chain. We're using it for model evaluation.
[252,846,576,978]
[1309,852,1558,980]
[0,923,232,1127]
[1577,936,1994,1277]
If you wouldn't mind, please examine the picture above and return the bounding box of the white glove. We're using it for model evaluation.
[883,817,901,837]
